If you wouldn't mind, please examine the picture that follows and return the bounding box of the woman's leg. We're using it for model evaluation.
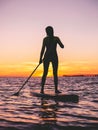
[52,58,60,93]
[41,60,50,93]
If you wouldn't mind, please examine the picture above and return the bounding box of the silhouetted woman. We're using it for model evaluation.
[39,26,64,94]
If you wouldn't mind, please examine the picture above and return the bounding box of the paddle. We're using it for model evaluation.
[12,62,42,96]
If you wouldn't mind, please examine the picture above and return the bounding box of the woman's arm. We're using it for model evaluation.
[57,37,64,48]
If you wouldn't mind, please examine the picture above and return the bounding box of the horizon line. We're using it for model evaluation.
[0,74,98,78]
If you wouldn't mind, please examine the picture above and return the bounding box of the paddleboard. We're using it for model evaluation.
[32,92,79,103]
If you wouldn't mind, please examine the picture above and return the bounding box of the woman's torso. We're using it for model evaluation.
[44,36,58,61]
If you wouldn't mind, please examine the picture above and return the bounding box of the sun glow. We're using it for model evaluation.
[0,60,98,77]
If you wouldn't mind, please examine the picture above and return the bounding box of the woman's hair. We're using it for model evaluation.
[45,26,54,36]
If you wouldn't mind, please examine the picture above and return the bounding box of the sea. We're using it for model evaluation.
[0,76,98,130]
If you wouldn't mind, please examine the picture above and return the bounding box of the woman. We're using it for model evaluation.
[39,26,64,94]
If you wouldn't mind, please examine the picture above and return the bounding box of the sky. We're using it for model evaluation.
[0,0,98,77]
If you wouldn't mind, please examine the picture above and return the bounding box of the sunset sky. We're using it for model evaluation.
[0,0,98,77]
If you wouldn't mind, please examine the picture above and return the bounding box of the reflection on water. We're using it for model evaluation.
[40,98,58,125]
[0,76,98,129]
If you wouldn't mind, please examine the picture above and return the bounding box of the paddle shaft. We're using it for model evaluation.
[17,63,41,93]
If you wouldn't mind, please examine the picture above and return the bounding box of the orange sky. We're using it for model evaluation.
[0,0,98,77]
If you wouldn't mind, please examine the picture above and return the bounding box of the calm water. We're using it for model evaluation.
[0,76,98,130]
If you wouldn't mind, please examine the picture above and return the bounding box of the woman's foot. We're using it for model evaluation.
[40,86,44,94]
[40,91,44,94]
[55,90,61,94]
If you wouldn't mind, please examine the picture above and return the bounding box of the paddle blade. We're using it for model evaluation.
[12,92,20,96]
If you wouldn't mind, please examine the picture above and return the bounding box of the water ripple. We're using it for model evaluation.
[0,77,98,129]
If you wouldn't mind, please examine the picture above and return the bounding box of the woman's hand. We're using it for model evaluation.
[39,59,43,64]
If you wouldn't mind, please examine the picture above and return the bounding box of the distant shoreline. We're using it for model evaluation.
[63,74,98,77]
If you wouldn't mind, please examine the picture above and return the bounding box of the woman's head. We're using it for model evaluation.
[45,26,54,36]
